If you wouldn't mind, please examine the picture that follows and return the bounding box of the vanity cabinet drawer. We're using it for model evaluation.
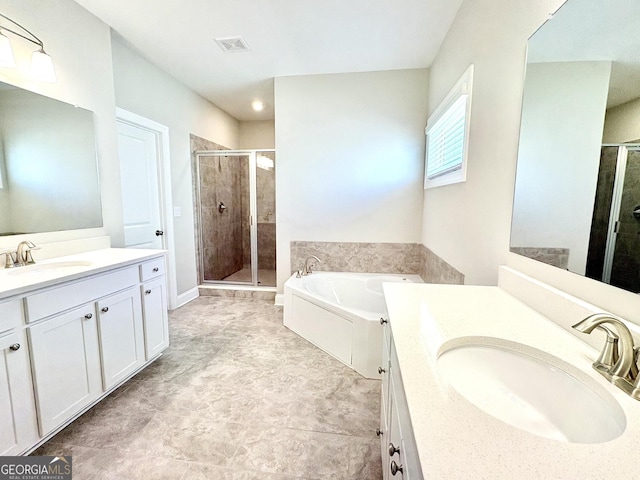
[140,258,165,282]
[0,299,23,333]
[25,266,138,323]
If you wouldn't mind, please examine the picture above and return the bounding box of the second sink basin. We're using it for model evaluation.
[437,338,626,444]
[7,260,93,276]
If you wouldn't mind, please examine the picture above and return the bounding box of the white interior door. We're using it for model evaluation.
[115,108,178,310]
[117,120,163,249]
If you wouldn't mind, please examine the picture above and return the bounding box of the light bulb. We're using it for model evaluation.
[31,48,56,83]
[0,32,15,68]
[251,100,264,112]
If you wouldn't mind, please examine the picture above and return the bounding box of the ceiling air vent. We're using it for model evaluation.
[215,37,250,53]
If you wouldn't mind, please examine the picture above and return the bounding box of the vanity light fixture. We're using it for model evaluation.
[0,13,56,82]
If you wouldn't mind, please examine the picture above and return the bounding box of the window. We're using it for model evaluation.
[424,64,474,189]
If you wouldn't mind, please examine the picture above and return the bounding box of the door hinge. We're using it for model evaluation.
[614,221,620,234]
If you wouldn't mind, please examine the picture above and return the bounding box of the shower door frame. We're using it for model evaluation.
[194,149,275,287]
[601,143,640,284]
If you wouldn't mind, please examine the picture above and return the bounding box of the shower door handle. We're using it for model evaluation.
[218,202,227,213]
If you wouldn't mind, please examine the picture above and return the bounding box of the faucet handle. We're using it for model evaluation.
[0,250,17,268]
[595,325,620,370]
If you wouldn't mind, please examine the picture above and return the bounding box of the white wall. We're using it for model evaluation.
[111,35,240,296]
[0,0,119,251]
[429,0,640,325]
[421,0,564,285]
[510,61,611,274]
[603,97,640,143]
[239,121,275,149]
[275,69,429,292]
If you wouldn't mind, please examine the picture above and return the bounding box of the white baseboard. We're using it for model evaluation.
[175,287,199,309]
[274,294,285,306]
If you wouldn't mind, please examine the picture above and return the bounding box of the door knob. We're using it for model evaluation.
[378,367,386,374]
[145,289,152,295]
[380,317,388,325]
[84,313,93,320]
[155,230,164,236]
[218,202,227,213]
[388,443,400,457]
[101,307,109,313]
[9,343,20,351]
[376,428,383,437]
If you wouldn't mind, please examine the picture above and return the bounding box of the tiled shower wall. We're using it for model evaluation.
[290,241,464,284]
[191,135,249,281]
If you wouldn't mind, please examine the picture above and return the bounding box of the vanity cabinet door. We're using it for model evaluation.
[29,305,102,436]
[141,277,169,360]
[96,287,145,390]
[0,331,39,455]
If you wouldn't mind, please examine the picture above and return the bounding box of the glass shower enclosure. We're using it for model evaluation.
[194,150,276,287]
[586,144,640,291]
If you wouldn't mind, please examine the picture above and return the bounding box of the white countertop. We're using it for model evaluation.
[383,282,639,479]
[0,248,166,300]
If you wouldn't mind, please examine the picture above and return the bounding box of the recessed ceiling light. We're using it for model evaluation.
[251,100,264,112]
[215,36,250,53]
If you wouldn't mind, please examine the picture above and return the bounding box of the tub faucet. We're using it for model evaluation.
[572,313,640,400]
[302,255,322,276]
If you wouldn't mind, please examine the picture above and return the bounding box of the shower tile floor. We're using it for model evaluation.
[222,267,276,286]
[33,296,382,479]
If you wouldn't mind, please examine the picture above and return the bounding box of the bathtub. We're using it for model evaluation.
[283,272,422,378]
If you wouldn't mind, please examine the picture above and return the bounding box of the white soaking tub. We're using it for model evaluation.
[283,272,422,378]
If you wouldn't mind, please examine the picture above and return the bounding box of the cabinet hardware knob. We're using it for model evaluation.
[388,442,400,457]
[101,307,109,313]
[390,461,403,476]
[145,289,152,295]
[153,267,159,272]
[380,317,388,325]
[155,230,164,236]
[84,313,93,319]
[9,343,20,351]
[376,428,383,437]
[378,367,386,374]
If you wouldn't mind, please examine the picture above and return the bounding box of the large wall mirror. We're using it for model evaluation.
[0,82,102,236]
[510,0,640,293]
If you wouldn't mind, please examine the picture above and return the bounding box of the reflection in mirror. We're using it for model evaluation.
[510,0,640,293]
[0,82,102,236]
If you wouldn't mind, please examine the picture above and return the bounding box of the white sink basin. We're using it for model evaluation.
[437,339,626,443]
[7,260,93,276]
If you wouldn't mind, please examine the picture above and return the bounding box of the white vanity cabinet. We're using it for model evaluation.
[29,304,102,436]
[97,287,145,390]
[379,327,423,480]
[140,258,169,360]
[0,300,39,455]
[0,249,170,451]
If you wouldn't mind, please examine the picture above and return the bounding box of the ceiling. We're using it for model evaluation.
[528,0,640,109]
[73,0,464,121]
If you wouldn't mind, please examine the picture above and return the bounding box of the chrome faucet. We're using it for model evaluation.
[573,313,640,400]
[301,255,322,276]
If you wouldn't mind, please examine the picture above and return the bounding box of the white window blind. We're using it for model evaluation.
[424,64,473,189]
[426,94,467,180]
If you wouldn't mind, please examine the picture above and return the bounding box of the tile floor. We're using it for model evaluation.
[34,296,382,479]
[221,267,277,286]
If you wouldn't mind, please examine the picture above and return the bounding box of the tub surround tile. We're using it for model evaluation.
[509,247,570,270]
[419,244,465,284]
[291,241,465,285]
